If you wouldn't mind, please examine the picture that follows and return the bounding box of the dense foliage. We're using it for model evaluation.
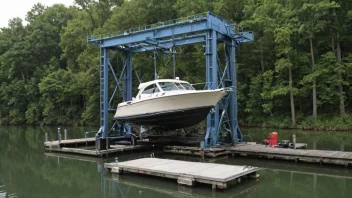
[1,0,352,130]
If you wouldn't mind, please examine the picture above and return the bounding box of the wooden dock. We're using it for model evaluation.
[227,143,352,167]
[163,145,228,158]
[44,138,96,148]
[44,138,152,157]
[104,158,260,189]
[45,144,152,157]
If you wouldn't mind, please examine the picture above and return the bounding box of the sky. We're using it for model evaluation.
[0,0,75,28]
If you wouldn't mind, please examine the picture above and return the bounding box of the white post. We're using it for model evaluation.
[57,128,61,141]
[292,135,296,149]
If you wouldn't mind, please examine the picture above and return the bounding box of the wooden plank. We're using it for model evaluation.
[164,146,226,152]
[45,138,95,147]
[46,147,100,156]
[163,146,228,158]
[100,145,151,154]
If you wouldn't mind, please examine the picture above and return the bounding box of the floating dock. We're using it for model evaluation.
[227,143,352,167]
[45,137,96,148]
[44,138,152,157]
[44,137,352,167]
[104,158,260,189]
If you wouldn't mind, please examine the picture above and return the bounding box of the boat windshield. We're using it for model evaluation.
[179,83,194,90]
[158,82,195,91]
[142,84,159,94]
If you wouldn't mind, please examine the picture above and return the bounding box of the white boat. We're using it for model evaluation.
[113,79,230,130]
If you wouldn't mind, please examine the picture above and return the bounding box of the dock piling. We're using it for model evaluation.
[64,129,67,140]
[292,135,296,149]
[57,128,61,141]
[45,133,48,142]
[58,133,61,143]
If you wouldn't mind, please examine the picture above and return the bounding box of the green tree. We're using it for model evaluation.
[298,0,340,118]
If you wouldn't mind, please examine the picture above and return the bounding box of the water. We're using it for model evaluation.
[1,126,352,198]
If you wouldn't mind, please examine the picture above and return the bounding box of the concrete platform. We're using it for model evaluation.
[104,158,260,189]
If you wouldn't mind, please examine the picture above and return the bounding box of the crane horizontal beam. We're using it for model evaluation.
[87,12,253,49]
[107,31,254,53]
[112,34,206,53]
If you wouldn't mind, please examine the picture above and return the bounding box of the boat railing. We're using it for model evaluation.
[190,82,215,90]
[191,82,235,91]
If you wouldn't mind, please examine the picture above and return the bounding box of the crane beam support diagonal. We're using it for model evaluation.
[87,11,254,149]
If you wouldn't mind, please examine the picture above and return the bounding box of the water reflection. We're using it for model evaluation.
[102,174,259,198]
[1,126,352,198]
[0,185,17,198]
[42,152,352,198]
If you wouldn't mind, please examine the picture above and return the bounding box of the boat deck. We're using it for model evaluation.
[104,158,260,189]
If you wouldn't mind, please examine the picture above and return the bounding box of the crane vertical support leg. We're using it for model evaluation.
[204,30,219,147]
[153,50,157,80]
[124,52,133,101]
[123,52,133,133]
[172,46,176,79]
[228,41,242,142]
[100,48,109,139]
[211,30,219,146]
[204,31,212,146]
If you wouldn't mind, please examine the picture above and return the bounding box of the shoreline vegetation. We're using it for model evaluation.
[240,114,352,131]
[1,0,352,131]
[241,124,352,132]
[2,116,352,132]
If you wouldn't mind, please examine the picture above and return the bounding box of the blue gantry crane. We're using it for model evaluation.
[87,12,253,149]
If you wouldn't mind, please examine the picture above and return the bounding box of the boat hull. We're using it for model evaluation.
[115,106,212,129]
[114,90,227,129]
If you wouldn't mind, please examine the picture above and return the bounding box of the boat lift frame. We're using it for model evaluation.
[87,11,253,148]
